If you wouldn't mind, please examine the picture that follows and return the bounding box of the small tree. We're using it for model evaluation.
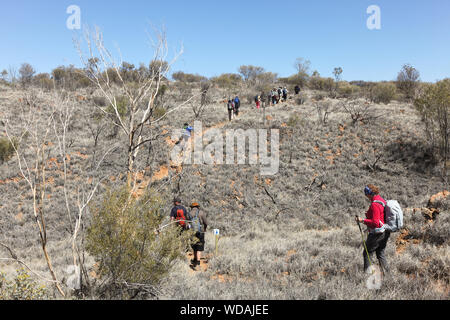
[397,64,420,100]
[294,58,311,88]
[371,82,397,104]
[192,81,212,119]
[8,65,18,86]
[333,67,343,91]
[86,186,191,298]
[76,26,183,187]
[238,65,265,83]
[1,70,8,82]
[414,79,450,175]
[19,63,36,87]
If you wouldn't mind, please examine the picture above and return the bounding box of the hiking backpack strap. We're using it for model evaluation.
[372,200,386,228]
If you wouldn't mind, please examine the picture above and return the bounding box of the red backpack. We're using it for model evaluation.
[176,208,187,228]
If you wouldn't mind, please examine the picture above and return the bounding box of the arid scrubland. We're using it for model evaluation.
[0,74,448,299]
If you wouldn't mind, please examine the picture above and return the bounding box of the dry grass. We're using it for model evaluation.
[0,84,448,300]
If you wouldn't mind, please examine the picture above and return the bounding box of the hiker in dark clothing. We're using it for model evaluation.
[271,89,278,105]
[282,87,288,102]
[294,85,301,95]
[227,99,234,121]
[356,184,391,275]
[277,87,282,103]
[189,202,208,268]
[170,197,190,231]
[234,96,240,110]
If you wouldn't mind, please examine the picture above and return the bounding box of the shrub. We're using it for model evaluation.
[0,269,48,300]
[172,71,207,83]
[86,186,192,299]
[337,82,360,99]
[371,82,397,104]
[281,73,308,88]
[309,77,334,93]
[153,107,167,120]
[0,137,18,163]
[397,64,420,100]
[211,73,242,89]
[106,96,128,119]
[414,78,450,171]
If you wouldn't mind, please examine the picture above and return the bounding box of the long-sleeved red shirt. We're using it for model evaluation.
[364,195,386,229]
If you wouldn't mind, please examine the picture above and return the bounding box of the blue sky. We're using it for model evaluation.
[1,0,449,82]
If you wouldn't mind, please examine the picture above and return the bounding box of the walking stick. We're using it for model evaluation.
[356,216,372,267]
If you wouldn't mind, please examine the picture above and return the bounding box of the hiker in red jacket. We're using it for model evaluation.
[356,184,391,275]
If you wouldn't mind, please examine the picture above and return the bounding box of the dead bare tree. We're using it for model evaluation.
[3,90,65,297]
[313,99,337,125]
[340,99,380,126]
[2,88,117,297]
[192,81,211,119]
[75,25,185,188]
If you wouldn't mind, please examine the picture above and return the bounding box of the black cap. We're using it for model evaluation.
[173,197,181,203]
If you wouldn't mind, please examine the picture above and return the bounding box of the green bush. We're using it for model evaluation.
[309,77,334,92]
[0,137,17,163]
[0,269,47,300]
[172,71,207,83]
[414,79,450,170]
[371,82,397,104]
[211,73,242,89]
[337,82,360,99]
[86,186,192,299]
[153,107,167,120]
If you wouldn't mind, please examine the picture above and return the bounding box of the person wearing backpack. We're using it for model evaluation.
[254,95,261,109]
[282,87,288,102]
[234,96,240,110]
[189,202,208,268]
[356,184,391,275]
[294,85,300,95]
[227,99,234,121]
[170,197,190,232]
[233,96,240,117]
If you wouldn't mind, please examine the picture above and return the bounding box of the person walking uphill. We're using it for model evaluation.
[170,197,190,231]
[227,99,234,121]
[189,202,208,269]
[356,185,391,275]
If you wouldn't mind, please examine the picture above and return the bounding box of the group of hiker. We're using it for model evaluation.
[226,85,304,119]
[168,183,401,279]
[170,197,208,269]
[171,88,401,280]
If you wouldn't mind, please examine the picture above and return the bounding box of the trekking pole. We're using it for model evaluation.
[355,215,372,268]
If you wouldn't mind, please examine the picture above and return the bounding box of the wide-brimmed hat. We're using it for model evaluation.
[190,202,200,208]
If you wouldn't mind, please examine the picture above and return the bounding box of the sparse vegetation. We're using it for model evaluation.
[371,82,397,104]
[0,269,48,300]
[0,33,448,302]
[0,137,17,163]
[414,78,450,174]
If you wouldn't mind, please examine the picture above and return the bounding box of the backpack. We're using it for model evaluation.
[254,95,259,102]
[189,208,203,233]
[373,200,404,232]
[176,208,188,229]
[234,97,240,104]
